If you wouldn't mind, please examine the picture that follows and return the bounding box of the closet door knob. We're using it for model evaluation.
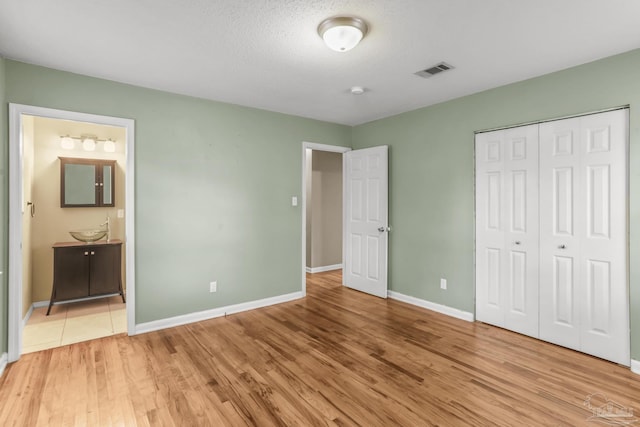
[559,244,566,249]
[84,252,89,256]
[514,241,521,245]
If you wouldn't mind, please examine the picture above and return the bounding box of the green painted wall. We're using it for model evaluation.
[4,61,351,326]
[0,57,7,354]
[352,48,640,360]
[3,50,640,363]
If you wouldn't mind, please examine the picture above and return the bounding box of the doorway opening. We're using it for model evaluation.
[301,143,350,295]
[8,104,136,362]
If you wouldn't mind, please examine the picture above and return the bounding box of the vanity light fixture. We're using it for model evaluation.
[318,16,368,52]
[59,134,117,152]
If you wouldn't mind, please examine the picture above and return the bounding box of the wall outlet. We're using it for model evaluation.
[440,278,447,290]
[209,281,217,293]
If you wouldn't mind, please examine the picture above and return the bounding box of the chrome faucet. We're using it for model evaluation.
[101,216,111,241]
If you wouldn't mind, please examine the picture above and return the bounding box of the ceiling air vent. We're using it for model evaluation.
[415,62,455,78]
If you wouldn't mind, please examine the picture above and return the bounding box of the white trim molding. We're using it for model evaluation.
[631,359,640,375]
[388,290,475,322]
[306,264,343,274]
[0,353,8,377]
[136,291,303,335]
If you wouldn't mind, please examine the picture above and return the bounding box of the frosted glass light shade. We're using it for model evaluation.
[318,17,368,52]
[60,136,74,150]
[103,139,116,153]
[82,137,96,151]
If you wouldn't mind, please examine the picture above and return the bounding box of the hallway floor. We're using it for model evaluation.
[22,296,127,354]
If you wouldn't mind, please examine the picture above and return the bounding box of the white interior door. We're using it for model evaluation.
[539,110,629,365]
[475,125,539,337]
[343,146,388,298]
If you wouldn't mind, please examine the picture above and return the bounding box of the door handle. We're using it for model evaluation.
[378,226,390,232]
[514,241,521,245]
[559,244,566,249]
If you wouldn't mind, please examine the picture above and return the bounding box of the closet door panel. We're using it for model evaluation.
[503,126,539,337]
[578,110,629,365]
[476,125,539,336]
[540,110,629,365]
[475,132,506,326]
[539,118,581,350]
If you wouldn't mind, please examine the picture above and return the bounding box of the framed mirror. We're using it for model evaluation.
[59,157,116,207]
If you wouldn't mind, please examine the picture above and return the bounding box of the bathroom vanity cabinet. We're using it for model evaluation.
[47,240,125,315]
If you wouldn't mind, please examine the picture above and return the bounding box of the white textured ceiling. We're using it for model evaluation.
[1,0,639,125]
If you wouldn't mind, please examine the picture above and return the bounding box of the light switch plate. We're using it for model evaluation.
[291,196,298,206]
[117,209,125,218]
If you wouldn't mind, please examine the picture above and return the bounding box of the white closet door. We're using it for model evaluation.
[476,131,506,327]
[539,117,582,350]
[539,110,629,365]
[476,125,539,337]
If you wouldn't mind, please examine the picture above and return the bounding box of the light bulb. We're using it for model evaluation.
[103,139,116,153]
[60,136,74,150]
[82,137,96,151]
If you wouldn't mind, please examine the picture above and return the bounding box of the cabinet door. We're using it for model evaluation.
[54,247,90,300]
[89,244,121,295]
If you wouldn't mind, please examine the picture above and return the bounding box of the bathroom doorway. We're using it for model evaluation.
[8,104,136,362]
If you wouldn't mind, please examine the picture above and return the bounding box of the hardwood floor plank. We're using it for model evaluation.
[1,270,639,426]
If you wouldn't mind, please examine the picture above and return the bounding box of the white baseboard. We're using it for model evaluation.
[0,353,7,378]
[135,291,304,335]
[631,359,640,375]
[306,264,342,274]
[22,301,58,327]
[22,304,34,328]
[387,290,475,322]
[22,300,49,326]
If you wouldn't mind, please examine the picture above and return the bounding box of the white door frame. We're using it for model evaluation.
[8,104,136,362]
[301,142,351,296]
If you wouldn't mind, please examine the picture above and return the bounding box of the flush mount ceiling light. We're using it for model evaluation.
[318,16,368,52]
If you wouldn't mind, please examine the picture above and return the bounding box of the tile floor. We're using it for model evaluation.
[22,295,127,354]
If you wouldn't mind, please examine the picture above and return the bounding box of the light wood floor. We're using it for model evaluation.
[1,270,638,426]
